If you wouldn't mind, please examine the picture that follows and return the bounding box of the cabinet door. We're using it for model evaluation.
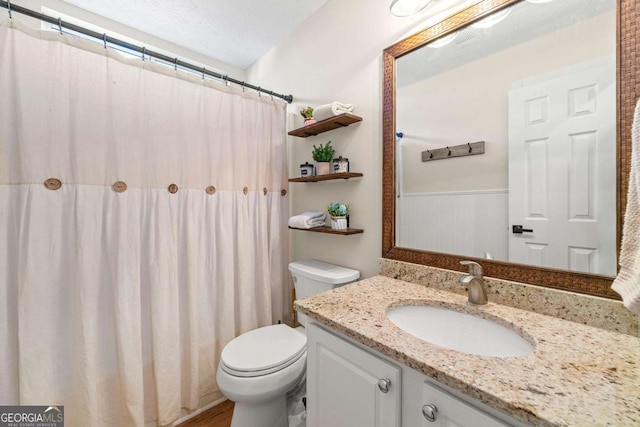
[421,380,510,427]
[307,323,401,427]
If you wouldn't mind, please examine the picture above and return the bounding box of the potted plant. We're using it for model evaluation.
[312,141,335,175]
[327,202,349,230]
[300,107,315,125]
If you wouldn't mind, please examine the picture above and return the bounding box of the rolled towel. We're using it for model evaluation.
[289,212,326,229]
[313,102,354,122]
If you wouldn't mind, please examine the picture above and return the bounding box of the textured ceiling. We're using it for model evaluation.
[61,0,328,70]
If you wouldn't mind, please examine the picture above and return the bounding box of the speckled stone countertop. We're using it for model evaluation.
[295,276,640,427]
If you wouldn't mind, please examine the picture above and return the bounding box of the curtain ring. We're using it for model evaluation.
[241,82,246,92]
[7,0,11,19]
[468,142,472,153]
[174,57,178,71]
[258,86,261,97]
[103,33,107,49]
[58,17,63,34]
[202,67,206,79]
[270,90,274,100]
[141,46,146,61]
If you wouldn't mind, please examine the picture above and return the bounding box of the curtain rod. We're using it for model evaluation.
[0,0,294,103]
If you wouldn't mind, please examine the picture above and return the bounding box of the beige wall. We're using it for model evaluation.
[398,10,615,194]
[247,0,474,279]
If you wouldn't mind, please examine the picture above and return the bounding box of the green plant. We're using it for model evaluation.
[327,202,349,217]
[300,107,314,119]
[312,141,335,162]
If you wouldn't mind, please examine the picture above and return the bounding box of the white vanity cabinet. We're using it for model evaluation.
[307,322,524,427]
[307,322,402,427]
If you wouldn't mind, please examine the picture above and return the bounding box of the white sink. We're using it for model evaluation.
[386,305,534,358]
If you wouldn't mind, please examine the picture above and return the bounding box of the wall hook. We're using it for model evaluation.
[468,142,472,153]
[427,150,433,159]
[447,146,451,156]
[396,131,404,138]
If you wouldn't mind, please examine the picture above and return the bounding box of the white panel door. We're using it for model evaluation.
[307,323,401,427]
[508,57,616,275]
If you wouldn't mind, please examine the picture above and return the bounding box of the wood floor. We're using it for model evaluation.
[177,400,234,427]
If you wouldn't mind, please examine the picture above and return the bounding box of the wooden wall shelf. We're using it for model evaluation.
[289,226,364,235]
[288,113,362,138]
[289,172,363,183]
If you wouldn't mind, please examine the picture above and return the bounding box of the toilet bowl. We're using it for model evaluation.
[216,259,359,427]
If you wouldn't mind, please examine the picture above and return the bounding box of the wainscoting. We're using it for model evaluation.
[397,189,508,260]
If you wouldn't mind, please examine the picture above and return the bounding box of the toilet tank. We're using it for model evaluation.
[289,259,360,328]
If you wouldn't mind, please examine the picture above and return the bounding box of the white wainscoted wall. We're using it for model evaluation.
[397,189,508,261]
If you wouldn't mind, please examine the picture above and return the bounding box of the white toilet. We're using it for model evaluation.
[216,259,360,427]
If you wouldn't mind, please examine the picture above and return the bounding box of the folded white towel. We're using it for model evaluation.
[288,212,326,229]
[313,102,354,122]
[612,98,640,313]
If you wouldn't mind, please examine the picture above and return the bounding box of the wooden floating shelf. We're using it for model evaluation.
[288,113,363,138]
[289,172,363,183]
[289,226,364,235]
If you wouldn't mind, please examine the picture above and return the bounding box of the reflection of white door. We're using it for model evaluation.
[508,57,616,276]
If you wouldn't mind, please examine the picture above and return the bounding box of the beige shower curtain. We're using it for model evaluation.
[0,17,289,426]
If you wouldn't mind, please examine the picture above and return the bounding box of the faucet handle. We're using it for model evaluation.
[460,260,483,277]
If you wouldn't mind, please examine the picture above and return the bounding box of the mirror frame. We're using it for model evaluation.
[382,0,638,299]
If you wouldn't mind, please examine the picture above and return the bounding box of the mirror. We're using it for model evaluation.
[383,0,639,299]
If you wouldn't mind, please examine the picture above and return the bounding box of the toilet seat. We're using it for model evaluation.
[220,324,306,378]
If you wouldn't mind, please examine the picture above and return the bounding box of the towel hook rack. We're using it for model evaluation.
[422,141,485,162]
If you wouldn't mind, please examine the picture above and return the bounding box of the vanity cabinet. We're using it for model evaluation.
[307,322,401,427]
[307,322,524,427]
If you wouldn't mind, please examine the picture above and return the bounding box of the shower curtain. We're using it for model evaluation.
[0,17,289,426]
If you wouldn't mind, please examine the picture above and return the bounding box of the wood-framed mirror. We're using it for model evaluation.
[382,0,639,299]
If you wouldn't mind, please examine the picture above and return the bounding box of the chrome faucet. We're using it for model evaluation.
[459,260,488,305]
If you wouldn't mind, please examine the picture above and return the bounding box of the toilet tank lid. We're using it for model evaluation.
[288,259,360,284]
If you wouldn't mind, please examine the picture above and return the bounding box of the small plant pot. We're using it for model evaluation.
[304,118,317,126]
[316,162,331,175]
[330,216,347,230]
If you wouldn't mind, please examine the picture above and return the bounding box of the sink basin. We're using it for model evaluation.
[386,305,534,358]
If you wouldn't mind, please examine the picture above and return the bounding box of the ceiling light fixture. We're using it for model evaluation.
[390,0,435,17]
[470,8,512,29]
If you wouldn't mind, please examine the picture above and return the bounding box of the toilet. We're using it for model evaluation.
[216,259,360,427]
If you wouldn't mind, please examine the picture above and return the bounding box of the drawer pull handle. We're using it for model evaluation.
[377,378,391,393]
[422,404,438,422]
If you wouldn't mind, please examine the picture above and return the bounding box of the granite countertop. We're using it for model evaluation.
[295,276,640,427]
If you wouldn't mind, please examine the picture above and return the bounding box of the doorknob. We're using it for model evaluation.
[512,225,533,234]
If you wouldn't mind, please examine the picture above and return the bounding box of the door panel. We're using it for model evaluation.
[508,57,616,275]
